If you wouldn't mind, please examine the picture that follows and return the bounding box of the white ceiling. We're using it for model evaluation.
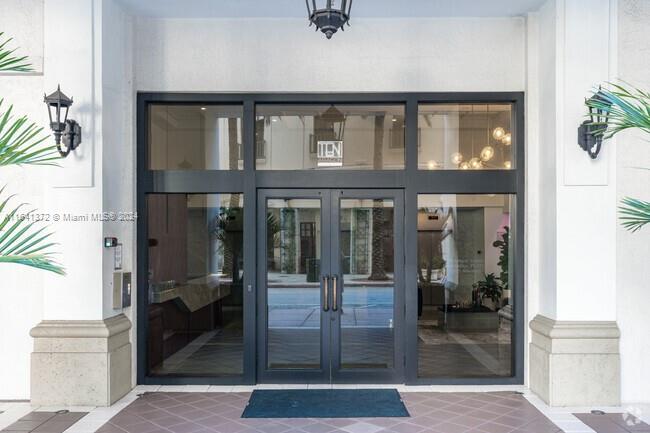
[116,0,546,19]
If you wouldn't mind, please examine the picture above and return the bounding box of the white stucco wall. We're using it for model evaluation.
[0,0,46,401]
[0,0,136,400]
[134,17,526,92]
[616,0,650,405]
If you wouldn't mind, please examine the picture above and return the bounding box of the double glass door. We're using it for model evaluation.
[257,189,404,383]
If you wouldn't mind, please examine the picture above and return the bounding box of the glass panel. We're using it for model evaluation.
[266,198,322,369]
[339,199,394,369]
[417,194,513,378]
[418,104,513,170]
[149,105,243,170]
[147,193,244,376]
[256,105,405,170]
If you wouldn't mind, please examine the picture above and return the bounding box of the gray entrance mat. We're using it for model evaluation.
[241,389,410,418]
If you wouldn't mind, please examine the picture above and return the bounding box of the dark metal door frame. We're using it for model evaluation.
[257,188,405,384]
[256,189,333,384]
[136,91,525,386]
[330,189,405,384]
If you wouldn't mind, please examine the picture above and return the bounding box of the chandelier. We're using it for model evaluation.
[306,0,353,39]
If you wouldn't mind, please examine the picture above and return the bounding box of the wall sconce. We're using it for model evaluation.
[578,90,612,159]
[44,85,82,157]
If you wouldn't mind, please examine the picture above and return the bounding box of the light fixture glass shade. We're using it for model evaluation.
[306,0,353,39]
[502,133,512,146]
[427,160,437,170]
[504,160,512,169]
[480,146,495,162]
[492,126,506,140]
[459,161,470,170]
[469,157,482,169]
[450,152,463,165]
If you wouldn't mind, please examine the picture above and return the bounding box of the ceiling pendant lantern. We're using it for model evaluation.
[306,0,353,39]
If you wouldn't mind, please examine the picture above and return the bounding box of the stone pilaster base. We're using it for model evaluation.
[30,314,132,406]
[529,314,620,407]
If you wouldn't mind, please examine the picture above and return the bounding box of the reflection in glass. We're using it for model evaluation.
[256,105,405,170]
[417,194,513,378]
[418,104,513,170]
[266,199,322,369]
[340,199,394,369]
[147,194,244,376]
[149,105,243,170]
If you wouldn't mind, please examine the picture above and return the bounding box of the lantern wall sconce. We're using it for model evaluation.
[578,90,612,159]
[44,85,82,157]
[305,0,352,39]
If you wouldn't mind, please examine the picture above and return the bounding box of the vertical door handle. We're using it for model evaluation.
[332,275,338,312]
[323,275,330,312]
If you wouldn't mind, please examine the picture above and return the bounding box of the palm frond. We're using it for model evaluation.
[0,187,64,275]
[0,32,33,72]
[586,83,650,138]
[619,196,650,233]
[0,99,59,167]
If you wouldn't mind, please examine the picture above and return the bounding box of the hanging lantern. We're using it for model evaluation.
[306,0,353,39]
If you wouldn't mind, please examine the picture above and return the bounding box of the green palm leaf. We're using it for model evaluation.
[0,32,33,72]
[0,99,59,167]
[587,83,650,232]
[619,197,650,233]
[586,84,650,138]
[0,186,64,274]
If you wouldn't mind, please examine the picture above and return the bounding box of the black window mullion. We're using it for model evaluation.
[404,96,419,382]
[151,171,244,193]
[242,99,256,384]
[413,170,517,194]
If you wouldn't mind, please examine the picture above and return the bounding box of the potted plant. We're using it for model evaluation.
[472,273,503,310]
[443,273,502,331]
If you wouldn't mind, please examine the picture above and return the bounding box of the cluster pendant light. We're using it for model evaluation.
[448,106,513,170]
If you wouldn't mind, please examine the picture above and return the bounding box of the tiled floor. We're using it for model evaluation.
[1,411,87,433]
[3,387,648,433]
[93,391,563,433]
[574,412,650,432]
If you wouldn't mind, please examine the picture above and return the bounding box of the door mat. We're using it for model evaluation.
[241,389,410,418]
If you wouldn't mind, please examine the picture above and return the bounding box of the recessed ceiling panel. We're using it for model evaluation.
[116,0,546,19]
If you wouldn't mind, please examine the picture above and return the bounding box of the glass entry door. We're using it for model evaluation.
[257,189,404,383]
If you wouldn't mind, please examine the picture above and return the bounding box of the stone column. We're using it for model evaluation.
[528,0,620,406]
[30,315,132,407]
[31,0,134,406]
